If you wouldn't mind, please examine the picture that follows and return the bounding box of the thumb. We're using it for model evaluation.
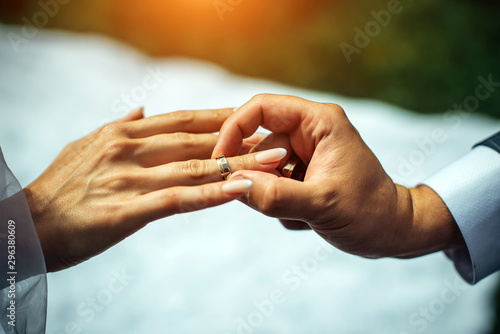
[230,170,315,221]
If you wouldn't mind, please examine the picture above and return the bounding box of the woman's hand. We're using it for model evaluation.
[24,108,287,272]
[212,94,465,259]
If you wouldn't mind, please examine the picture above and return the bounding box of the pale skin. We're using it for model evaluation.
[212,94,466,259]
[24,108,287,272]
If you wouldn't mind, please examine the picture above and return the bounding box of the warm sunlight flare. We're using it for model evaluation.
[1,0,500,333]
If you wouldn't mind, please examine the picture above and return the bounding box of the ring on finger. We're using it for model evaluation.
[216,155,232,181]
[281,154,307,181]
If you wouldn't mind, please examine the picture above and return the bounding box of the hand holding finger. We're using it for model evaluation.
[248,133,294,170]
[241,133,268,155]
[25,106,276,272]
[139,148,288,191]
[121,179,255,230]
[212,94,337,162]
[228,170,317,221]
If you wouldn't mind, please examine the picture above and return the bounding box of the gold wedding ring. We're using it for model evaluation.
[281,154,307,181]
[216,155,232,181]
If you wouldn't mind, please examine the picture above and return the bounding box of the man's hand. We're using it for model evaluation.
[212,94,465,259]
[25,108,286,272]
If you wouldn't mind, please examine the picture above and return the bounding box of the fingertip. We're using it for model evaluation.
[254,148,287,165]
[211,146,223,159]
[212,144,240,159]
[136,107,144,118]
[221,179,253,195]
[119,107,145,122]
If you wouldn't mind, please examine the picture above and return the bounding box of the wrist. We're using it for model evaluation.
[394,185,465,258]
[23,185,55,271]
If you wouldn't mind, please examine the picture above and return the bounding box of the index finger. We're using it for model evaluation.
[211,94,321,159]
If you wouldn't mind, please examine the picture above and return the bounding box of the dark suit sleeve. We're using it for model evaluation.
[474,130,500,153]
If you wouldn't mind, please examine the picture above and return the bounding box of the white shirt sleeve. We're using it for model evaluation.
[422,145,500,284]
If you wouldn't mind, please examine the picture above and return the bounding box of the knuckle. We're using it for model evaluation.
[165,191,179,206]
[324,103,347,118]
[313,103,349,134]
[170,110,195,125]
[228,156,247,173]
[192,187,212,210]
[171,132,196,148]
[99,138,135,159]
[161,191,180,214]
[170,189,211,214]
[251,93,271,105]
[177,193,206,213]
[99,123,121,137]
[312,189,338,221]
[183,159,208,180]
[259,183,281,217]
[101,139,123,154]
[61,141,76,155]
[102,172,135,191]
[324,103,360,136]
[214,108,231,122]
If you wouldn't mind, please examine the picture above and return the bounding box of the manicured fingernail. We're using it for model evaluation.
[222,179,253,194]
[255,148,287,164]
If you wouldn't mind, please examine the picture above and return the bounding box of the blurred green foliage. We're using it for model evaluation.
[324,0,500,117]
[209,0,500,118]
[1,0,499,117]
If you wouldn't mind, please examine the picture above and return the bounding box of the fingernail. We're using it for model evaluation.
[222,179,253,194]
[255,148,287,164]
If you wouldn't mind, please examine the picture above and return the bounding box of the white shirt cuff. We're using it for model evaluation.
[422,145,500,284]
